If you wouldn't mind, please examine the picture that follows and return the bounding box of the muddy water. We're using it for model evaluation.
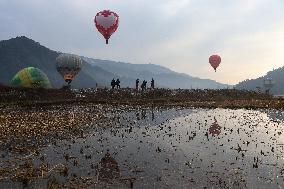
[1,108,284,188]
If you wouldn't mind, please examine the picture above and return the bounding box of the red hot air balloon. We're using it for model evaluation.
[209,54,221,72]
[94,10,119,44]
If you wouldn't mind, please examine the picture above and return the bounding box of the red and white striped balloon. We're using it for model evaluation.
[94,10,119,44]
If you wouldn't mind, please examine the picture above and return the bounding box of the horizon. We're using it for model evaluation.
[1,0,284,85]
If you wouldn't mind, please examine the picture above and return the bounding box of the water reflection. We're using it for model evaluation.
[1,108,284,188]
[98,151,120,181]
[263,109,284,122]
[136,109,151,121]
[209,117,221,136]
[151,108,155,121]
[135,108,155,121]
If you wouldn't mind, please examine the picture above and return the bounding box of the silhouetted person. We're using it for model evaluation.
[141,80,147,91]
[136,79,139,90]
[151,78,154,89]
[116,79,120,89]
[111,78,115,89]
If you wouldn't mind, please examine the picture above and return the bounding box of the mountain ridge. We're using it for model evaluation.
[235,66,284,94]
[0,36,229,89]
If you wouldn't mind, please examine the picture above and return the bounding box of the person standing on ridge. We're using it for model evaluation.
[141,80,147,91]
[116,79,121,89]
[136,79,139,90]
[151,78,155,89]
[111,78,115,89]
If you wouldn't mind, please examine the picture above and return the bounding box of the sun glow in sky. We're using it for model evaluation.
[1,0,284,84]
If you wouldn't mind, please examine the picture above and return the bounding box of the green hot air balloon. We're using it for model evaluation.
[11,67,52,88]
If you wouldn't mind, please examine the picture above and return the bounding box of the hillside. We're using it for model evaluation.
[235,67,284,95]
[0,36,229,89]
[0,36,115,88]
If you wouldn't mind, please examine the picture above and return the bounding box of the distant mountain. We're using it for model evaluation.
[83,57,229,89]
[235,67,284,95]
[0,36,229,89]
[83,57,173,75]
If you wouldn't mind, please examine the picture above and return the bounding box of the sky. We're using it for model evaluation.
[1,0,284,85]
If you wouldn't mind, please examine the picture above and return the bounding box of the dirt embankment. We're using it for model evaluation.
[1,86,283,109]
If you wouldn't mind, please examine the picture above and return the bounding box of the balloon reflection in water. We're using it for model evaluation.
[209,117,221,136]
[98,152,120,181]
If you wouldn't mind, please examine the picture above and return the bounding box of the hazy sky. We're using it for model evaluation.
[1,0,284,84]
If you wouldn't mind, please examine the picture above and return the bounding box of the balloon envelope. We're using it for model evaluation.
[94,10,119,44]
[11,67,52,88]
[56,54,83,84]
[209,55,221,72]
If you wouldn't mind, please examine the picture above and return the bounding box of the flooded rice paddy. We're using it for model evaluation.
[1,107,284,188]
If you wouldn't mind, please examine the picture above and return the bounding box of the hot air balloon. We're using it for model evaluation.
[94,10,119,44]
[209,54,221,72]
[10,67,52,88]
[56,54,83,85]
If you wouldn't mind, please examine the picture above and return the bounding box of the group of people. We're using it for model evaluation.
[111,78,121,89]
[136,78,154,91]
[110,78,155,90]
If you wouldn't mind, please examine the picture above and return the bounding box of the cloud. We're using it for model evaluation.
[161,0,191,17]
